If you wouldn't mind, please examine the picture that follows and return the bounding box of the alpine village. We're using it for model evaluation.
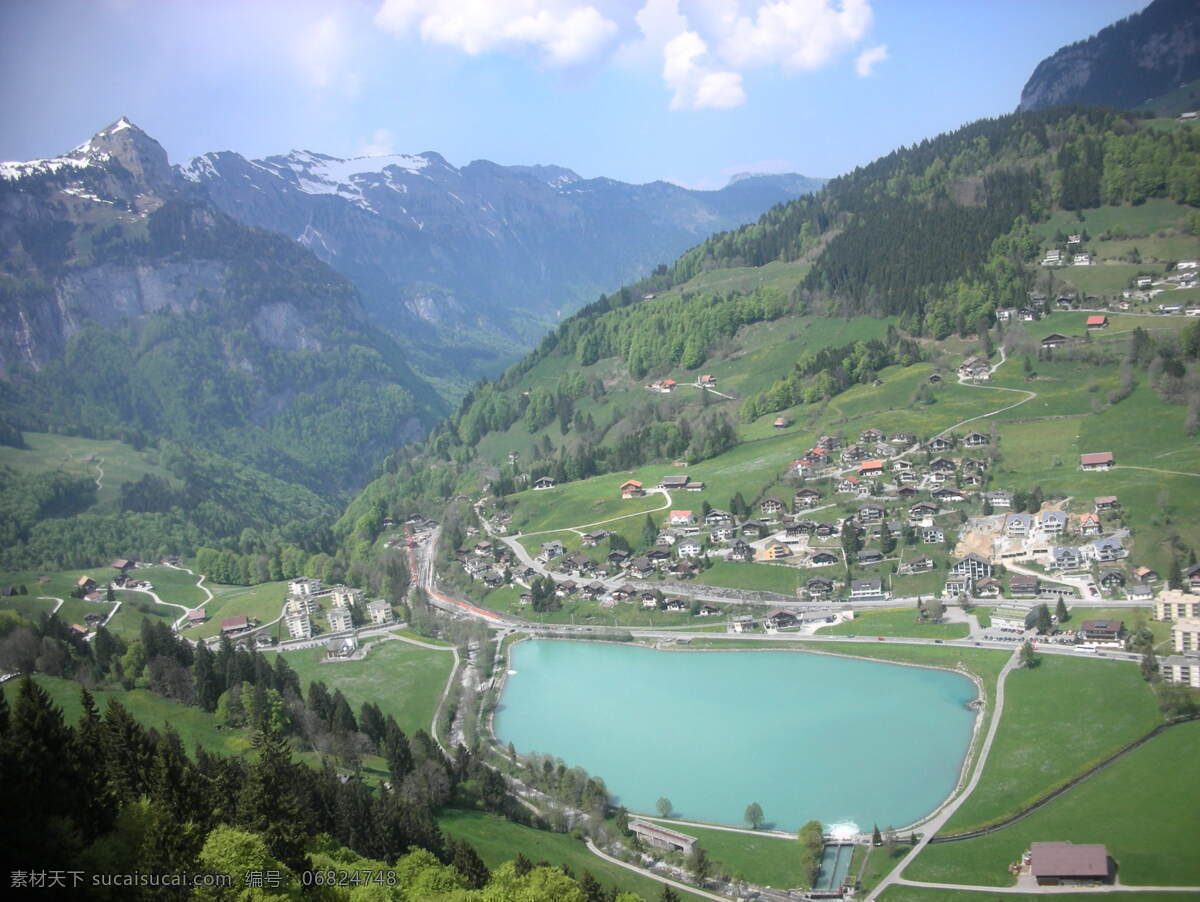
[1,2,1199,901]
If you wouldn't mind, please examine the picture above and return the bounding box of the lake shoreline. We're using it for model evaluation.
[491,636,983,834]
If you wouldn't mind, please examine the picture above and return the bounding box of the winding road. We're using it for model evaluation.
[866,646,1021,901]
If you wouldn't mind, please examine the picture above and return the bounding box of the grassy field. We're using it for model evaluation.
[639,820,815,889]
[104,593,179,640]
[1032,199,1193,245]
[1,674,255,758]
[188,580,288,640]
[266,638,455,739]
[905,721,1200,887]
[510,485,666,533]
[438,808,708,901]
[0,431,180,510]
[818,608,969,640]
[938,655,1161,835]
[693,560,801,594]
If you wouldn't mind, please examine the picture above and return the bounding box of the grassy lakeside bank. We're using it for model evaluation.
[937,655,1162,835]
[904,720,1200,888]
[635,818,815,890]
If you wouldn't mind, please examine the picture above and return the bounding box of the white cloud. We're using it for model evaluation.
[361,128,396,156]
[721,0,873,70]
[661,30,745,110]
[294,14,346,88]
[372,0,879,110]
[855,42,887,77]
[374,0,618,67]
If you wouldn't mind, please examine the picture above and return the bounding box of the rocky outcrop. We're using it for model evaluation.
[1018,0,1199,112]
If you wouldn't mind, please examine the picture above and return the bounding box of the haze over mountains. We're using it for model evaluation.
[181,146,823,382]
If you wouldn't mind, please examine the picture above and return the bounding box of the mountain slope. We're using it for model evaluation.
[0,120,445,500]
[1018,0,1200,113]
[180,147,824,382]
[327,106,1199,584]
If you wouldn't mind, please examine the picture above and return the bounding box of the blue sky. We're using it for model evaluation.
[0,0,1148,188]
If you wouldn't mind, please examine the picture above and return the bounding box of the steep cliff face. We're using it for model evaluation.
[1018,0,1200,112]
[0,120,444,492]
[180,147,825,348]
[0,119,354,371]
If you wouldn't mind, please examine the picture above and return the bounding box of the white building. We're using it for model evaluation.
[327,606,354,633]
[366,600,395,625]
[285,610,313,640]
[329,585,364,609]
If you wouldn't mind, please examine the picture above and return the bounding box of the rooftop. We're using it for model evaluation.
[1029,842,1108,878]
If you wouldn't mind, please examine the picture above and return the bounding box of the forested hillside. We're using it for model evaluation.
[326,107,1199,582]
[0,121,445,569]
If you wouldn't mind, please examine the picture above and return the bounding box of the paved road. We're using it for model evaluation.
[585,838,732,902]
[867,647,1021,900]
[39,596,64,616]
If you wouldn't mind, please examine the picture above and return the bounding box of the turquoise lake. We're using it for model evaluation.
[494,641,977,832]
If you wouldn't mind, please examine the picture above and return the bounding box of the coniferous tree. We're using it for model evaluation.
[641,514,658,549]
[238,728,311,871]
[382,716,414,784]
[1,677,79,870]
[192,643,219,712]
[102,697,154,803]
[1035,604,1052,635]
[450,839,490,889]
[74,687,113,841]
[1055,598,1069,625]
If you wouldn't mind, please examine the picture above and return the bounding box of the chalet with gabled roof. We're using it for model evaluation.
[899,555,934,574]
[728,539,754,562]
[928,435,955,453]
[804,576,833,600]
[858,459,885,477]
[950,553,992,580]
[1080,451,1114,471]
[1041,333,1070,349]
[620,479,644,498]
[957,356,991,380]
[533,476,557,490]
[793,488,821,508]
[962,431,989,447]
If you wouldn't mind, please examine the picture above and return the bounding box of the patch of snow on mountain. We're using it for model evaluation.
[284,151,434,197]
[180,154,219,183]
[61,186,114,205]
[0,156,94,181]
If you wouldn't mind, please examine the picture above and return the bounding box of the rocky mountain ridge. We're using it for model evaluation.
[1018,0,1199,113]
[180,144,824,378]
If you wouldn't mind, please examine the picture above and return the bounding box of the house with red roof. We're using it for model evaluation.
[1080,452,1114,471]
